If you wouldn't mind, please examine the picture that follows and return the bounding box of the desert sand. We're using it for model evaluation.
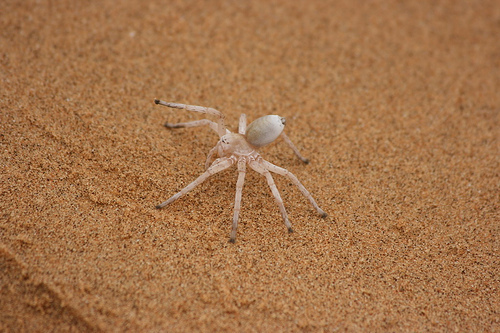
[1,0,498,331]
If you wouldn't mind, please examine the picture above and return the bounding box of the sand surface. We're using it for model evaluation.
[1,0,499,331]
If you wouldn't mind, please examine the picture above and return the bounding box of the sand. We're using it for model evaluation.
[1,0,498,331]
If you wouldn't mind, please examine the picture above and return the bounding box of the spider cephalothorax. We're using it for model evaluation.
[154,99,327,242]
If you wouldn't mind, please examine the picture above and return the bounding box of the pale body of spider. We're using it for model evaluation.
[154,99,327,242]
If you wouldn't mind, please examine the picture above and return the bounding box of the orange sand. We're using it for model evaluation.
[1,0,498,331]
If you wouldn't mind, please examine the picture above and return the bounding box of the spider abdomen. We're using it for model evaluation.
[246,115,285,148]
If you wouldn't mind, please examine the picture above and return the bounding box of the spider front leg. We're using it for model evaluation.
[154,99,228,137]
[164,118,221,135]
[230,158,247,243]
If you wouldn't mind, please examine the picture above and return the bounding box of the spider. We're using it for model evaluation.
[154,99,327,242]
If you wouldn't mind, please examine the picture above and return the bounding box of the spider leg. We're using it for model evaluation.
[238,114,247,135]
[280,132,309,164]
[155,99,227,137]
[261,160,327,218]
[156,157,235,209]
[249,160,293,233]
[230,158,247,243]
[164,119,227,136]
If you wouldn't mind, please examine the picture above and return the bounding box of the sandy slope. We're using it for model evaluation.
[1,0,498,331]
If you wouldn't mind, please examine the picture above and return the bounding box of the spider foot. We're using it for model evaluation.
[229,237,236,244]
[288,227,294,233]
[320,211,328,218]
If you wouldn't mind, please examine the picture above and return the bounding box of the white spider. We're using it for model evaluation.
[154,99,327,242]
